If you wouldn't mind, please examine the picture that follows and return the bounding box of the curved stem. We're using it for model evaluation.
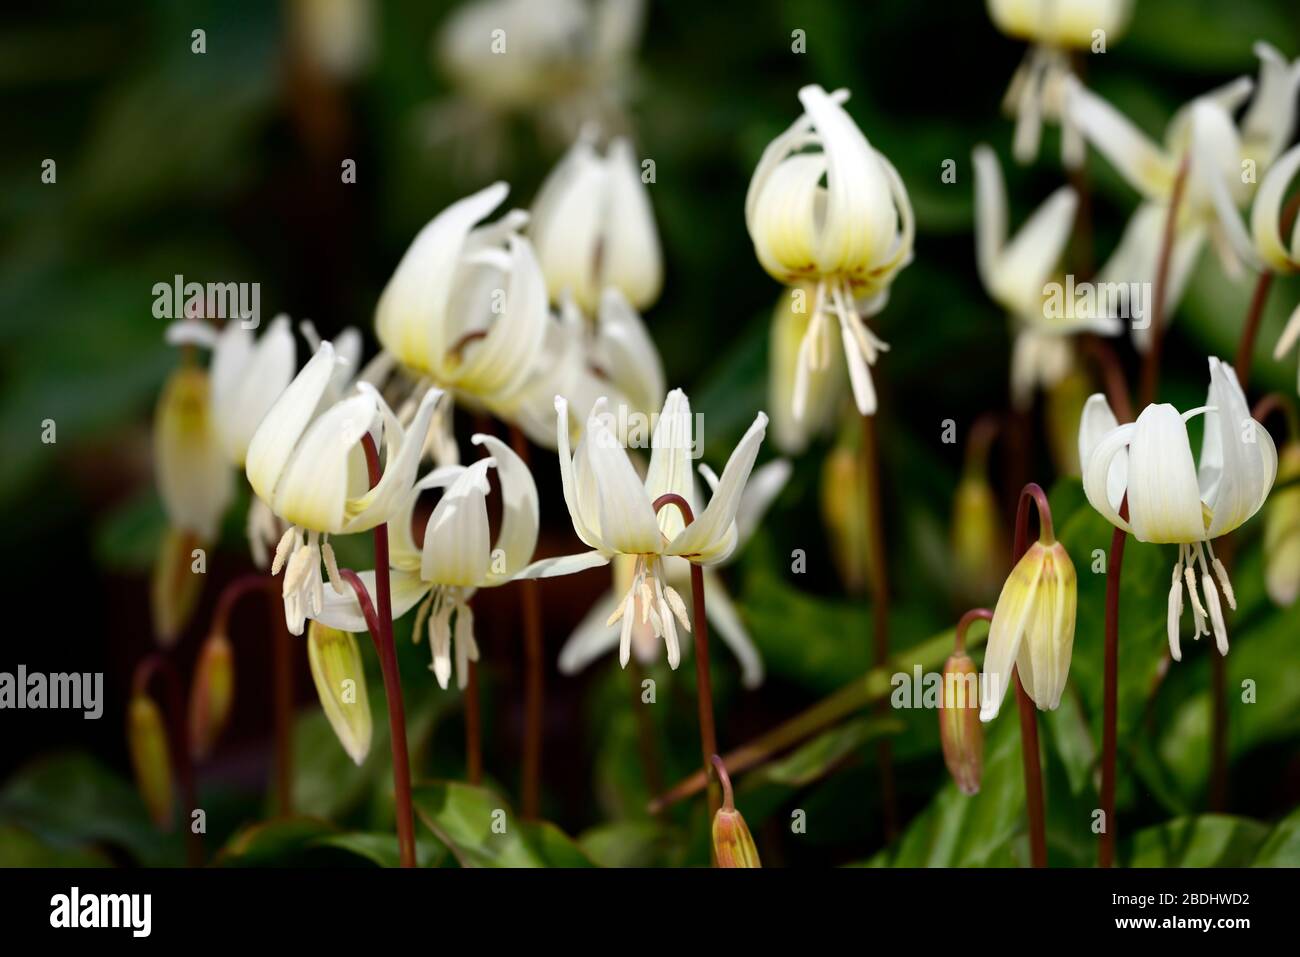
[356,433,416,868]
[211,573,294,814]
[955,608,993,654]
[1011,483,1050,868]
[1099,497,1129,867]
[1234,273,1276,386]
[133,654,203,866]
[861,413,898,840]
[710,755,735,812]
[652,493,721,833]
[1139,154,1190,408]
[464,661,483,785]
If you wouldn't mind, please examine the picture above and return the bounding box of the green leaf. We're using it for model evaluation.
[412,781,593,868]
[579,821,689,868]
[1252,808,1300,867]
[0,752,180,866]
[216,818,339,867]
[751,715,903,789]
[0,825,111,867]
[312,832,448,869]
[1127,815,1270,868]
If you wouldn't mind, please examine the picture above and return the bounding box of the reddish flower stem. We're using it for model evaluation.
[357,433,416,868]
[652,492,721,833]
[465,661,483,785]
[1011,483,1051,868]
[1139,154,1190,408]
[954,608,993,654]
[133,654,203,866]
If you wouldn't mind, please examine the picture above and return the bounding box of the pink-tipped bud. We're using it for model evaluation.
[939,652,983,795]
[710,755,761,867]
[188,631,235,761]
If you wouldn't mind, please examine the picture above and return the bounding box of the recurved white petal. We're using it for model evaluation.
[644,389,696,539]
[272,392,376,533]
[472,433,540,582]
[585,397,662,554]
[972,145,1008,293]
[212,315,296,466]
[344,385,444,533]
[1082,421,1135,533]
[603,137,662,310]
[514,550,612,579]
[1252,142,1300,274]
[595,287,666,418]
[555,396,605,549]
[376,182,509,373]
[701,571,763,689]
[246,341,338,507]
[1078,393,1128,512]
[1065,78,1175,200]
[1200,357,1277,538]
[667,412,768,564]
[314,568,430,633]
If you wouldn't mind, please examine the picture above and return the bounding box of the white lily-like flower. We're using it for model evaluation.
[375,182,548,404]
[1227,141,1300,391]
[557,458,789,688]
[1069,45,1300,345]
[518,389,769,671]
[530,127,662,314]
[1081,357,1277,659]
[433,0,644,159]
[769,284,845,455]
[246,341,444,635]
[315,433,539,690]
[973,144,1120,408]
[490,288,665,449]
[987,0,1133,166]
[746,84,914,419]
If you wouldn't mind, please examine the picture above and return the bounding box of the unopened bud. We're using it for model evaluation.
[821,422,874,596]
[127,694,174,829]
[939,652,983,795]
[1045,367,1090,477]
[150,526,204,647]
[1264,442,1300,607]
[307,620,372,765]
[710,755,761,867]
[951,472,1006,603]
[188,632,235,760]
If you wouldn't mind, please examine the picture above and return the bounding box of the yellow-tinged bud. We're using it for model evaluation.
[821,421,874,596]
[1264,442,1300,607]
[188,632,235,760]
[127,694,174,829]
[939,653,983,795]
[981,537,1077,721]
[150,526,204,647]
[710,756,760,868]
[153,365,232,541]
[307,620,372,765]
[952,473,1006,604]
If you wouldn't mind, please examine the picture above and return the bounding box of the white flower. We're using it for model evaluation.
[746,84,914,418]
[530,128,662,314]
[1081,357,1277,659]
[557,458,790,688]
[987,0,1133,166]
[1064,72,1267,348]
[768,284,845,455]
[973,144,1118,408]
[1247,142,1300,390]
[375,182,548,405]
[246,341,444,635]
[518,389,769,670]
[316,435,539,690]
[490,288,665,449]
[434,0,644,146]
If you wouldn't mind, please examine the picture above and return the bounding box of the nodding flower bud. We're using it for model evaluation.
[307,621,372,765]
[952,473,1006,604]
[821,423,875,596]
[981,535,1077,722]
[188,632,235,761]
[710,756,761,868]
[150,526,204,648]
[939,652,984,795]
[127,694,174,829]
[1265,442,1300,607]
